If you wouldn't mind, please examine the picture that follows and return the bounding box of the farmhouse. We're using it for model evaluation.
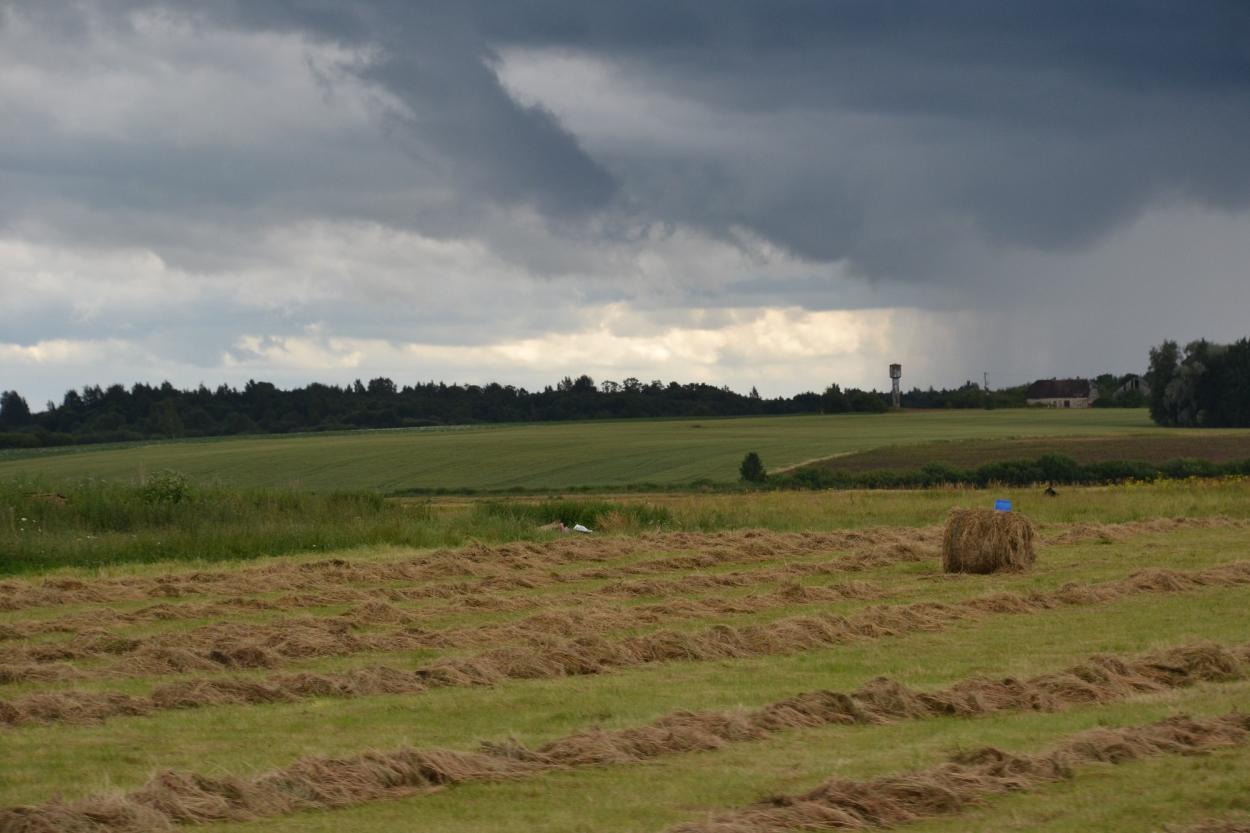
[1114,374,1151,399]
[1025,378,1098,408]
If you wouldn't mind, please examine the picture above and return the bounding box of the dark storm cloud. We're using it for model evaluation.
[3,0,1248,282]
[464,0,1250,270]
[0,0,617,240]
[187,0,1250,276]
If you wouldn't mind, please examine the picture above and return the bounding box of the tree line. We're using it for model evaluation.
[0,366,1158,451]
[1148,338,1250,428]
[0,376,836,448]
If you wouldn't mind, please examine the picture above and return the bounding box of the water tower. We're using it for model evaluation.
[889,364,902,409]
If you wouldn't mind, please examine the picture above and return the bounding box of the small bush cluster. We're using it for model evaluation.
[139,470,195,504]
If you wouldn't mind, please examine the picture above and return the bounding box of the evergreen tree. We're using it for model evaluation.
[739,452,766,482]
[0,391,31,427]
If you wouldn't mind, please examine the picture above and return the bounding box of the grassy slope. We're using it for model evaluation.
[0,409,1167,491]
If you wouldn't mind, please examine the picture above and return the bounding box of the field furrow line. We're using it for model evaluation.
[1,640,1245,831]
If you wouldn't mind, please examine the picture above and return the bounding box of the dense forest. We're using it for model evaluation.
[1149,338,1250,428]
[0,371,1142,449]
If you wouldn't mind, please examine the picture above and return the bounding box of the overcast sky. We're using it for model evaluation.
[2,1,1248,408]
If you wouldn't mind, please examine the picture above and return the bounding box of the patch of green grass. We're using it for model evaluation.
[0,410,1164,492]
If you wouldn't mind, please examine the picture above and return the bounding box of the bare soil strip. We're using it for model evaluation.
[671,711,1250,832]
[3,560,1248,729]
[1,641,1244,831]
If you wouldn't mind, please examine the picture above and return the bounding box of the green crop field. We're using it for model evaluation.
[0,409,1191,492]
[2,482,1249,831]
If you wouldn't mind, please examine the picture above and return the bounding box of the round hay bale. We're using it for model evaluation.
[942,508,1036,574]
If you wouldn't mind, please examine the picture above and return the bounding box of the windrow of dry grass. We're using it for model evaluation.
[0,581,889,682]
[4,558,1249,728]
[5,514,1241,616]
[2,640,1245,832]
[671,711,1250,833]
[0,545,935,645]
[0,570,885,644]
[1,489,1248,833]
[0,528,937,614]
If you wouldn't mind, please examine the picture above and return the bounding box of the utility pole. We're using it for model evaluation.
[983,372,989,394]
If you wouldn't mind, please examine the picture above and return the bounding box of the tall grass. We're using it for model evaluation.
[472,499,671,530]
[0,477,674,575]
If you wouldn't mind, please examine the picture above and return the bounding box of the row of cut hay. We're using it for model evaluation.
[416,560,1250,687]
[5,509,1237,645]
[4,508,1186,649]
[0,580,889,682]
[0,542,934,657]
[6,559,1249,728]
[0,526,939,613]
[3,513,1242,615]
[0,538,926,643]
[671,711,1250,833]
[0,666,429,727]
[2,640,1245,832]
[9,508,1230,648]
[1041,514,1249,546]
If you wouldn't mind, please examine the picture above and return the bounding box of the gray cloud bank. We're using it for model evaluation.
[1,1,1248,406]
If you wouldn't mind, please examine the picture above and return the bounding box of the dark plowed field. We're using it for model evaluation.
[804,433,1250,474]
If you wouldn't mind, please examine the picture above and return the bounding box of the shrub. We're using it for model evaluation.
[139,470,194,504]
[973,459,1045,487]
[919,462,968,486]
[739,452,766,482]
[1036,453,1082,484]
[0,432,40,449]
[1156,458,1222,479]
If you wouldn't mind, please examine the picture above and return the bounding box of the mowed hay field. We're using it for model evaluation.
[2,482,1250,831]
[0,409,1181,492]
